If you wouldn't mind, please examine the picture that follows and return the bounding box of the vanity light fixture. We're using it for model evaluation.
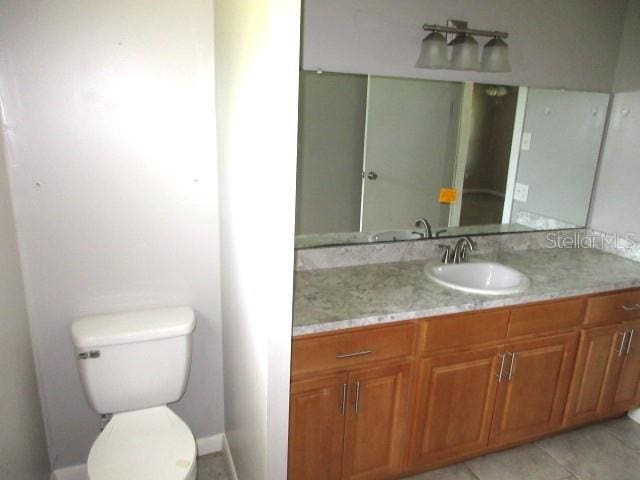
[481,37,511,72]
[450,33,480,71]
[415,31,450,69]
[417,20,510,73]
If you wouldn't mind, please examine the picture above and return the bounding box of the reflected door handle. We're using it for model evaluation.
[366,171,378,180]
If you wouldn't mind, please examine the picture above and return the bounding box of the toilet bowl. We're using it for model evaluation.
[88,407,197,480]
[71,307,198,480]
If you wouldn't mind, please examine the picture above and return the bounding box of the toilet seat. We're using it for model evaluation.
[88,406,197,480]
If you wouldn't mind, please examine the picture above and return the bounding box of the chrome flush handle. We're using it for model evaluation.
[354,381,361,415]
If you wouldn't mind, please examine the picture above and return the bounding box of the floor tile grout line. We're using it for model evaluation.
[531,442,574,478]
[595,424,640,453]
[599,423,640,452]
[535,440,583,479]
[461,461,481,480]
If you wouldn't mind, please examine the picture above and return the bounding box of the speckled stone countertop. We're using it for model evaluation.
[292,248,640,336]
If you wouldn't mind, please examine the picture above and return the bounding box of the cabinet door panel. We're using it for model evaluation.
[564,325,625,425]
[613,320,640,412]
[408,348,501,470]
[490,333,578,446]
[289,373,348,480]
[342,361,411,480]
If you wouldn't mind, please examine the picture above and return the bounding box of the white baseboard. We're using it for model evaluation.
[49,464,86,480]
[50,433,224,480]
[628,408,640,424]
[196,433,224,456]
[222,434,239,480]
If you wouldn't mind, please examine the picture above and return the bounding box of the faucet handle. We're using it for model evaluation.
[438,244,452,264]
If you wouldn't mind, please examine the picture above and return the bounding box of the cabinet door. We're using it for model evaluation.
[490,333,579,446]
[612,319,640,412]
[408,348,502,471]
[564,325,626,425]
[341,361,411,480]
[289,372,349,480]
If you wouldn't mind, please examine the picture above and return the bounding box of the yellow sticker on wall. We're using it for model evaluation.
[439,188,458,204]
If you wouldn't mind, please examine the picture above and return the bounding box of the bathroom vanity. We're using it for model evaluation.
[289,247,640,480]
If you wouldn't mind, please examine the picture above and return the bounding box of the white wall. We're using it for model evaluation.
[214,0,300,479]
[0,131,49,479]
[303,0,627,92]
[0,0,222,469]
[590,0,640,239]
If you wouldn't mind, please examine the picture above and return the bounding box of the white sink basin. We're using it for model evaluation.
[425,261,530,295]
[369,230,423,242]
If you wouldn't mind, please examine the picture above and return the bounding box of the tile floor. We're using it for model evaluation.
[197,416,640,480]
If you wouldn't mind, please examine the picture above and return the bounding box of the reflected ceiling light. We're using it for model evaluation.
[416,20,510,73]
[485,85,509,97]
[450,34,480,71]
[415,31,450,69]
[481,37,511,72]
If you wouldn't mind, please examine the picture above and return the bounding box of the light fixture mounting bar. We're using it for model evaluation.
[422,23,508,39]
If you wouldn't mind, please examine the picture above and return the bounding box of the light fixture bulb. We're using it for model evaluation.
[415,31,450,69]
[450,34,480,71]
[481,37,511,72]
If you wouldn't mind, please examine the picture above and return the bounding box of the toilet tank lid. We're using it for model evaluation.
[71,307,195,349]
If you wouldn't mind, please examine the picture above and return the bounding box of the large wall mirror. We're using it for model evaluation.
[295,70,610,248]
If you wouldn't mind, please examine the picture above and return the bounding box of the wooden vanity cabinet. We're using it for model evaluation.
[341,361,412,480]
[564,292,640,425]
[406,301,582,471]
[489,332,578,446]
[289,372,349,480]
[408,346,502,470]
[289,323,415,480]
[611,318,640,412]
[289,290,640,480]
[563,324,627,425]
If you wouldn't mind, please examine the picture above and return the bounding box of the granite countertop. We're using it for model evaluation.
[292,248,640,336]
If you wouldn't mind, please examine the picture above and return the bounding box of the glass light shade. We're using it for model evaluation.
[415,32,450,69]
[450,34,480,70]
[481,37,511,72]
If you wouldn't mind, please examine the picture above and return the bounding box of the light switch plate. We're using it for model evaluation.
[521,132,532,151]
[514,183,529,202]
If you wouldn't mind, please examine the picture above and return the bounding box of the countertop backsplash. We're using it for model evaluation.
[295,229,588,271]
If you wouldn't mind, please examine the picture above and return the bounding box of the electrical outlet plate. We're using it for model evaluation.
[514,183,529,202]
[521,132,532,151]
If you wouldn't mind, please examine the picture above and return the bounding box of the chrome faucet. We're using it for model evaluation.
[452,236,477,263]
[415,218,433,239]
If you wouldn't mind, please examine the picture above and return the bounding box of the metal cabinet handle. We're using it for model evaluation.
[508,352,518,381]
[497,353,507,383]
[354,381,361,415]
[336,350,372,359]
[617,331,628,357]
[622,304,640,311]
[626,329,635,355]
[340,383,347,416]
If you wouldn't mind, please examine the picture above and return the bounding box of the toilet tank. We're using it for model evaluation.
[71,307,196,414]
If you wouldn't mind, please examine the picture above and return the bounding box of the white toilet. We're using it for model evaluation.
[71,307,198,480]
